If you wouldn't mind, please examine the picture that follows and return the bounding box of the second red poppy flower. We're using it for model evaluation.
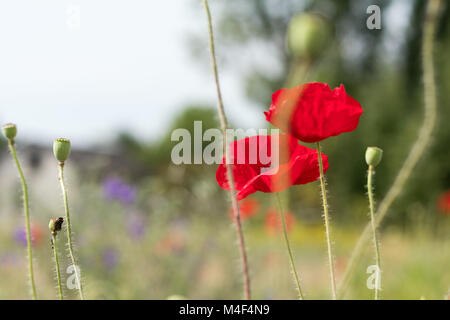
[216,133,329,200]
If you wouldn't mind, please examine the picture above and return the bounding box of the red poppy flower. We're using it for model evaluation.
[265,208,296,235]
[228,198,260,221]
[216,133,328,200]
[264,82,363,143]
[437,191,450,216]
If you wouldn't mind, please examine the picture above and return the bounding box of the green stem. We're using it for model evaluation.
[58,164,85,300]
[202,0,251,300]
[275,193,304,299]
[367,166,381,300]
[8,140,37,300]
[52,234,64,300]
[337,0,441,298]
[316,142,337,300]
[286,59,312,87]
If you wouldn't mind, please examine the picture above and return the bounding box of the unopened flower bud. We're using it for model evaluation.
[287,13,333,61]
[53,138,71,163]
[2,123,17,140]
[365,147,383,167]
[49,217,64,235]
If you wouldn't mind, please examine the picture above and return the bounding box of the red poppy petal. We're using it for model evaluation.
[216,134,328,200]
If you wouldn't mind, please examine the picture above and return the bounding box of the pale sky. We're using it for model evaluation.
[0,1,411,149]
[0,0,264,147]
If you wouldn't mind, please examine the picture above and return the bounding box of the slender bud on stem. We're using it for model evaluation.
[366,147,383,299]
[3,123,37,299]
[49,218,64,300]
[54,139,85,299]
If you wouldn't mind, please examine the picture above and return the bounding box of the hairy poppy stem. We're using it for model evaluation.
[7,139,37,300]
[367,166,381,299]
[51,234,64,300]
[275,194,304,299]
[337,0,441,298]
[202,0,251,299]
[316,142,337,299]
[58,163,85,299]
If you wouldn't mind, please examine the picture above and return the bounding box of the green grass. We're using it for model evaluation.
[1,189,448,300]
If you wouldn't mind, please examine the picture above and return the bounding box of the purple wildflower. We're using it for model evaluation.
[14,225,41,247]
[102,247,119,270]
[0,252,19,265]
[14,228,28,246]
[102,176,137,205]
[127,214,147,240]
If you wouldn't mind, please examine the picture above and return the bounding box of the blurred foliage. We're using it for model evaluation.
[114,106,221,197]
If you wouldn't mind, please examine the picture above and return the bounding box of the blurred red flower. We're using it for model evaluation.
[265,208,296,235]
[14,224,43,247]
[437,191,450,216]
[216,133,328,200]
[155,233,185,256]
[264,82,363,143]
[228,198,261,221]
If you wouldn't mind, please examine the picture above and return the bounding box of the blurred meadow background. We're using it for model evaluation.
[0,0,449,299]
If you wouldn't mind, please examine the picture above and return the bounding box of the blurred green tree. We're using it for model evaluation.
[115,105,219,180]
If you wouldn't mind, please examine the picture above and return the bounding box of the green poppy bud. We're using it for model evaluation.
[49,217,64,235]
[2,123,17,140]
[287,13,333,61]
[365,147,383,167]
[53,138,71,163]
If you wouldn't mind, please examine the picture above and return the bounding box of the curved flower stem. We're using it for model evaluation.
[58,163,85,300]
[275,193,304,299]
[202,0,251,300]
[337,0,441,298]
[367,166,381,299]
[51,234,64,300]
[316,142,337,300]
[7,140,37,300]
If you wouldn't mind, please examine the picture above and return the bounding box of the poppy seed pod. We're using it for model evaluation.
[2,123,17,140]
[53,138,71,163]
[365,147,383,167]
[287,13,333,61]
